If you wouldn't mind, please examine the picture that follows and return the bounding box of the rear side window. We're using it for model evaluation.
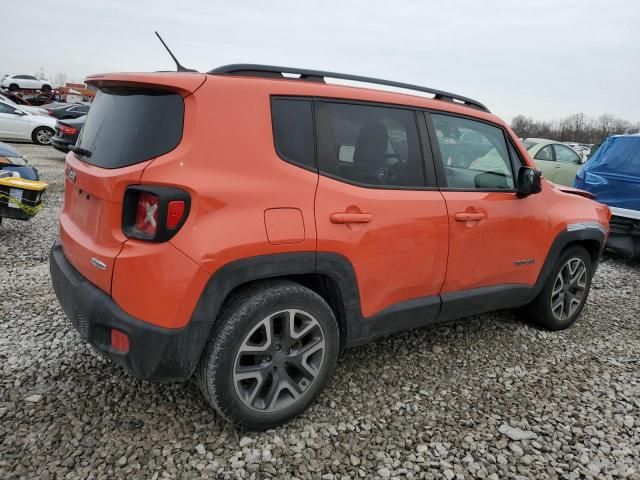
[77,87,184,169]
[317,102,425,188]
[271,98,315,169]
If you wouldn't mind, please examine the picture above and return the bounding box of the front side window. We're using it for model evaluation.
[554,144,581,163]
[534,145,554,161]
[0,102,18,114]
[431,113,515,190]
[271,98,315,169]
[318,102,425,187]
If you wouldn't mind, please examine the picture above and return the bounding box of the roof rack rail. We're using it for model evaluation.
[208,64,489,112]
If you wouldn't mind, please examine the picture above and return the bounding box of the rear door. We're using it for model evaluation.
[59,81,197,293]
[314,100,448,319]
[428,112,551,298]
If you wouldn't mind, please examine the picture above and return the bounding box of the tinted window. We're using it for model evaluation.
[554,144,581,163]
[432,114,515,190]
[318,102,425,187]
[271,98,315,169]
[534,145,554,161]
[77,87,184,169]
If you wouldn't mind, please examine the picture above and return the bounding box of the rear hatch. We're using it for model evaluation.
[59,73,205,293]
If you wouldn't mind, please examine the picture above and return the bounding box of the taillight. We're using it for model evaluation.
[167,200,186,229]
[58,125,77,135]
[123,186,190,242]
[134,192,159,236]
[46,109,53,115]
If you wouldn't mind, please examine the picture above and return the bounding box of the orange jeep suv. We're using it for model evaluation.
[50,65,610,429]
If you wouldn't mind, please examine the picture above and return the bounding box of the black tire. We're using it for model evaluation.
[8,83,19,92]
[32,126,54,146]
[41,84,52,92]
[523,246,592,330]
[197,280,339,430]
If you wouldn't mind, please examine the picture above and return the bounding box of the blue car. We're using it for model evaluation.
[574,135,640,257]
[0,142,39,180]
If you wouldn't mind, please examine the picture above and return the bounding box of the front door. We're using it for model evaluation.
[428,112,552,301]
[0,103,30,139]
[553,144,583,186]
[314,100,448,320]
[532,144,557,182]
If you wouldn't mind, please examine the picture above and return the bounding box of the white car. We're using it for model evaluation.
[0,100,57,145]
[1,75,54,92]
[0,93,49,117]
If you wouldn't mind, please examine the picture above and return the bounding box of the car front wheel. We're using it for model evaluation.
[197,280,339,429]
[524,245,593,330]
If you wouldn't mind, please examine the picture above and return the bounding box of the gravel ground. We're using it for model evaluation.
[1,143,639,480]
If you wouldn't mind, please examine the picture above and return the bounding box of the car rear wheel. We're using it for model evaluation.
[523,245,592,330]
[41,84,52,92]
[32,127,54,146]
[197,280,339,429]
[8,83,19,91]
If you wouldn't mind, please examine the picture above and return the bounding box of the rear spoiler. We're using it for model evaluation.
[85,72,206,96]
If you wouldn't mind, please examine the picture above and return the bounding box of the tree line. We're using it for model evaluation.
[511,113,640,145]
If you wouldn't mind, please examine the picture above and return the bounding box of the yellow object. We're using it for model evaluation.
[0,177,48,191]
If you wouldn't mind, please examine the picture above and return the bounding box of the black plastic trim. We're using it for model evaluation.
[210,64,490,112]
[50,227,605,382]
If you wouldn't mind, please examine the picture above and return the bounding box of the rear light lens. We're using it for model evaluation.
[110,329,130,353]
[58,125,77,135]
[167,200,186,229]
[123,186,190,242]
[46,109,53,115]
[134,192,159,237]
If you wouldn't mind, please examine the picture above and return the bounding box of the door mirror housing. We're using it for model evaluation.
[13,109,26,116]
[516,166,542,198]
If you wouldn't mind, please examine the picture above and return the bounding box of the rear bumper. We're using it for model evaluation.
[607,213,640,257]
[51,136,73,153]
[49,241,210,382]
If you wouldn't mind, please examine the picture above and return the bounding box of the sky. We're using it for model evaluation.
[2,0,639,123]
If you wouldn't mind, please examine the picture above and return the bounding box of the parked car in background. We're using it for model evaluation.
[0,99,57,145]
[23,93,56,106]
[0,93,49,116]
[0,141,39,180]
[47,103,90,120]
[575,134,640,257]
[50,65,609,429]
[1,75,53,92]
[51,116,85,153]
[523,138,584,186]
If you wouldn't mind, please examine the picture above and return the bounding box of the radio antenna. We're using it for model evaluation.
[155,31,197,72]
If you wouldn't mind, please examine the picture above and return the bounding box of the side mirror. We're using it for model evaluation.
[516,166,542,198]
[13,109,26,116]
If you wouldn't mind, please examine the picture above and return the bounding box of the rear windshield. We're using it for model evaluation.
[77,87,184,169]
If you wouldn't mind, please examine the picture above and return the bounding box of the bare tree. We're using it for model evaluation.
[511,113,640,144]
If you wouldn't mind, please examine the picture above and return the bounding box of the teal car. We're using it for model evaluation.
[523,138,584,186]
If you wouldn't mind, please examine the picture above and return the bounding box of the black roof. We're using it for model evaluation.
[209,64,489,112]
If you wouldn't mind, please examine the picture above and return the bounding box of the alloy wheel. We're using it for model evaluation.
[36,129,53,145]
[550,257,587,321]
[233,309,325,413]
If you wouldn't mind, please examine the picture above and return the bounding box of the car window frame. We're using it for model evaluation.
[534,144,556,162]
[313,97,438,190]
[424,110,520,192]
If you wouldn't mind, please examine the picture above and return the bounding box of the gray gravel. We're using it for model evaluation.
[1,143,640,480]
